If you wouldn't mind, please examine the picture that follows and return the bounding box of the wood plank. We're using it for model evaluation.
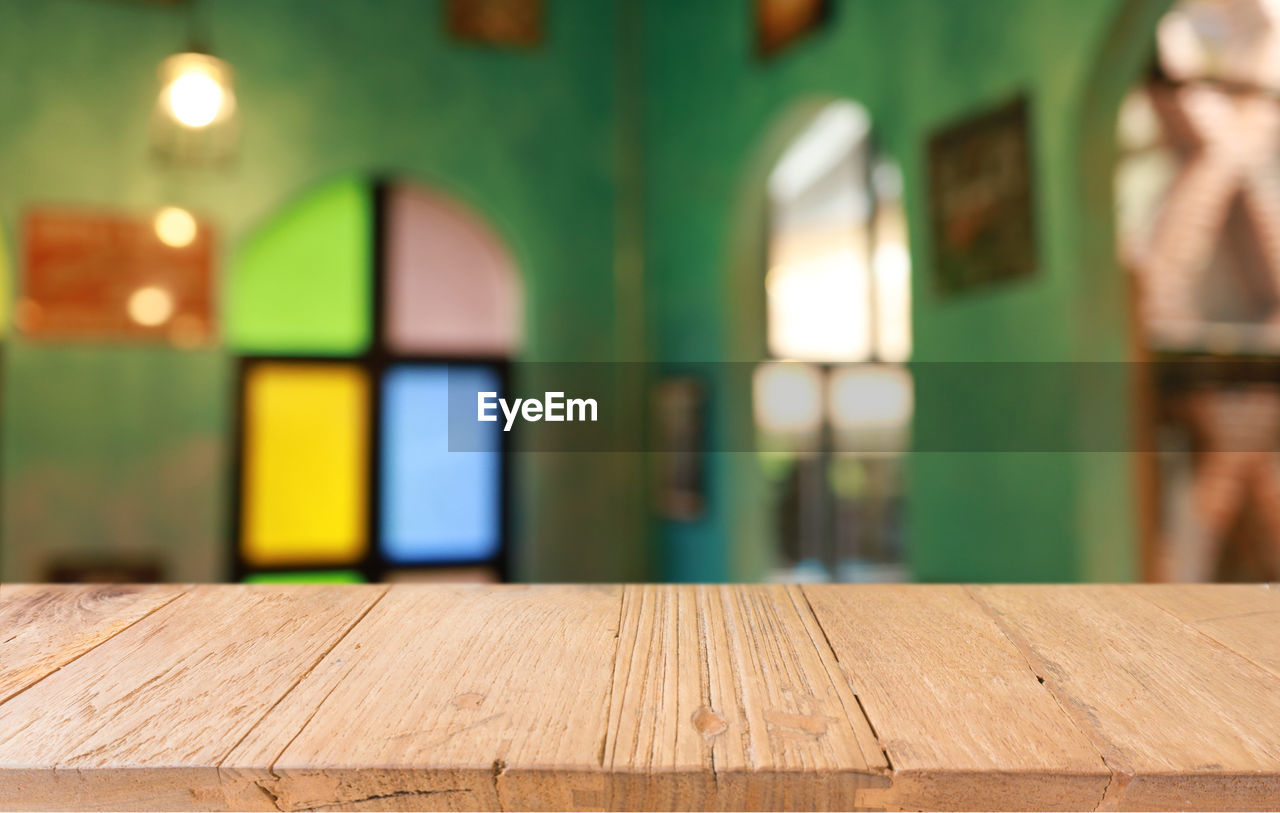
[1134,584,1280,681]
[2,583,1276,812]
[222,584,622,812]
[0,584,386,812]
[803,584,1109,811]
[972,585,1280,810]
[604,584,888,810]
[0,584,188,705]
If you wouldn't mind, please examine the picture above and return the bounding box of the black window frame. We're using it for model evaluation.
[229,178,513,583]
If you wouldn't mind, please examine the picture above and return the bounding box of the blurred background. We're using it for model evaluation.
[0,0,1276,585]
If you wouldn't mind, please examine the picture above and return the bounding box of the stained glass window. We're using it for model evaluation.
[227,177,372,355]
[240,363,368,568]
[243,570,365,584]
[229,178,520,582]
[380,365,502,565]
[384,184,521,356]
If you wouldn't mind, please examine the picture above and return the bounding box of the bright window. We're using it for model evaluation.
[757,100,913,584]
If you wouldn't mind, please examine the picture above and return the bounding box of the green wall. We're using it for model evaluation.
[0,0,1171,583]
[0,0,648,581]
[639,0,1165,581]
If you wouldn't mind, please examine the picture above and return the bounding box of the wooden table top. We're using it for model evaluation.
[0,584,1277,812]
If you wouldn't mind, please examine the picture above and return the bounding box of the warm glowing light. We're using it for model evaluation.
[156,52,235,133]
[167,71,224,128]
[154,206,198,248]
[127,286,175,327]
[754,362,824,436]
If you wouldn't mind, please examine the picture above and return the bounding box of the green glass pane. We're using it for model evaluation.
[226,177,371,353]
[243,570,365,584]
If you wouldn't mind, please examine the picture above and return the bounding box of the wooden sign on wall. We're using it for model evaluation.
[21,208,214,344]
[927,96,1039,296]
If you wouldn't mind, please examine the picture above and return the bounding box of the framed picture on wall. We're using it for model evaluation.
[447,0,543,48]
[755,0,831,59]
[927,95,1039,296]
[651,376,706,521]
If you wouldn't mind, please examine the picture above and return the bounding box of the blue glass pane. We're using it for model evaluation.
[380,364,502,564]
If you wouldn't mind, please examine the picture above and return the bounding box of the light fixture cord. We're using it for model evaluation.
[184,0,211,54]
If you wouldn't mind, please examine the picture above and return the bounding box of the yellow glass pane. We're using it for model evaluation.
[242,363,368,567]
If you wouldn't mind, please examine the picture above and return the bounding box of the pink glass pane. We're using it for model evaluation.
[384,184,521,356]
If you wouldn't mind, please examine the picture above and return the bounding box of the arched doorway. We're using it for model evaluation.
[751,100,913,582]
[227,176,522,583]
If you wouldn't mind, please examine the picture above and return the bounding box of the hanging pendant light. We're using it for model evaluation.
[160,52,233,129]
[150,18,239,168]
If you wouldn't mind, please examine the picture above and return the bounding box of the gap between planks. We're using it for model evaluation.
[3,583,1134,811]
[218,585,894,811]
[217,585,393,778]
[967,584,1280,811]
[961,585,1116,812]
[791,585,895,773]
[602,585,890,811]
[1127,584,1280,682]
[0,584,192,708]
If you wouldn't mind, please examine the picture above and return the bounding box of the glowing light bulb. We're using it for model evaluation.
[128,286,175,327]
[167,70,224,128]
[155,52,235,138]
[154,206,198,248]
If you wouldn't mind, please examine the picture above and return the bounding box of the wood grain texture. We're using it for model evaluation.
[0,584,188,705]
[1134,583,1280,681]
[223,584,621,812]
[604,585,888,810]
[972,585,1280,810]
[1,584,1279,812]
[0,585,387,811]
[803,584,1110,811]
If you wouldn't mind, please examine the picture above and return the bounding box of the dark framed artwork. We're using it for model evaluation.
[447,0,543,48]
[927,96,1038,296]
[651,377,706,521]
[756,0,831,59]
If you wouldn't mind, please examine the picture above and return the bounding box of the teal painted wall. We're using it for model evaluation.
[0,0,1168,583]
[0,0,648,581]
[639,0,1160,581]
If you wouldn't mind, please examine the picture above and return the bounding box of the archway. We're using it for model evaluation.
[731,99,913,582]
